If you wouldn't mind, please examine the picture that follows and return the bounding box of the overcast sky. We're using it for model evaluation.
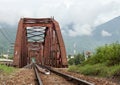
[0,0,120,37]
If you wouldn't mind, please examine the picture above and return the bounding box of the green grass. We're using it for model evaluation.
[0,64,16,74]
[68,63,120,77]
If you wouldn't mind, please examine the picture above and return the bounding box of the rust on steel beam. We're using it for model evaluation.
[13,18,68,68]
[13,19,28,67]
[52,20,68,67]
[24,24,52,28]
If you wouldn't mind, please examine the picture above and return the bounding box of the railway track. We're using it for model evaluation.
[32,63,94,85]
[46,68,94,85]
[33,64,43,85]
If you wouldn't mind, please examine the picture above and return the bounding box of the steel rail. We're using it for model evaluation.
[43,66,94,85]
[33,64,43,85]
[35,64,50,75]
[23,63,33,69]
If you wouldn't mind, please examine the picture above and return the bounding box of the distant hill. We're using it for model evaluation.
[0,23,17,54]
[63,16,120,54]
[93,16,120,41]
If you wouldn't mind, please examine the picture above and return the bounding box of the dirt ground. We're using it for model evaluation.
[40,72,76,85]
[0,68,36,85]
[53,68,120,85]
[0,68,119,85]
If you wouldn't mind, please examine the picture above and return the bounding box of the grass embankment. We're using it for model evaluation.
[0,64,16,74]
[69,64,120,77]
[68,42,120,77]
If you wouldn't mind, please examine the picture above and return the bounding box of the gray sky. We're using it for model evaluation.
[0,0,120,37]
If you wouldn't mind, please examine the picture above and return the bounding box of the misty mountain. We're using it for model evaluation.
[0,23,17,54]
[0,16,120,55]
[93,16,120,41]
[63,16,120,54]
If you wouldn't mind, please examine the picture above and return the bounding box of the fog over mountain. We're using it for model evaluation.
[0,0,120,55]
[63,16,120,54]
[0,16,120,55]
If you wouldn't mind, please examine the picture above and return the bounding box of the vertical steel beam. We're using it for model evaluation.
[52,20,68,67]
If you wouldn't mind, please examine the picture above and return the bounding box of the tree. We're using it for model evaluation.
[68,58,75,65]
[74,54,85,65]
[68,53,85,65]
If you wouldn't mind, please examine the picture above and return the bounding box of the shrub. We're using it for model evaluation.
[68,42,120,77]
[68,53,85,65]
[83,42,120,66]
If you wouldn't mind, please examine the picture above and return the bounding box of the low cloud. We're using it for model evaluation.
[68,24,92,37]
[101,30,112,37]
[0,0,120,36]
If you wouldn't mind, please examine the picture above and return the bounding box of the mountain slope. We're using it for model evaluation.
[63,16,120,54]
[0,23,17,54]
[93,16,120,41]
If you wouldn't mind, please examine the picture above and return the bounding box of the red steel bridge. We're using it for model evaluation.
[13,18,68,68]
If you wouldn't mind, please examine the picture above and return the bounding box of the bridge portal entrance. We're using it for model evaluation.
[13,18,68,68]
